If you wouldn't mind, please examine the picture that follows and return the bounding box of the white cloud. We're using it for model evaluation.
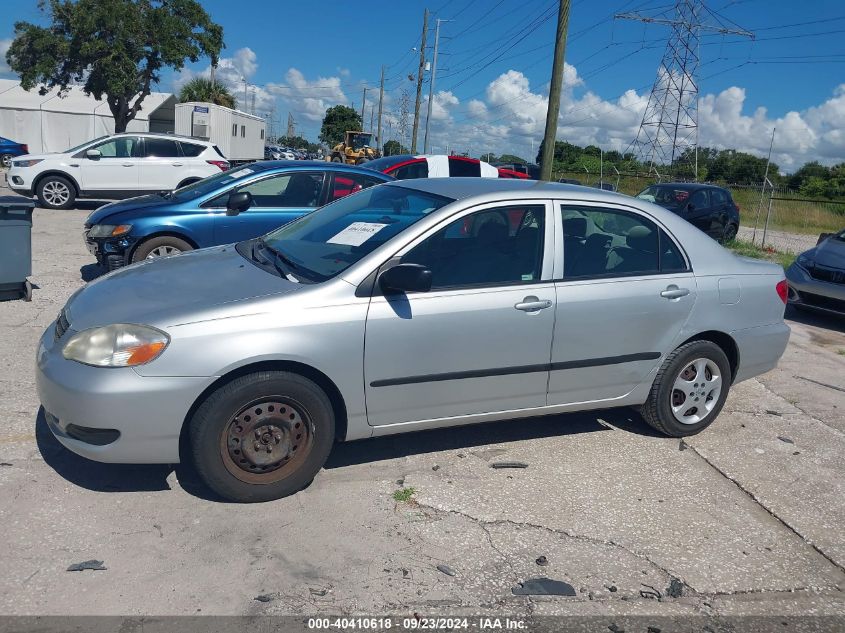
[0,39,12,76]
[267,68,347,123]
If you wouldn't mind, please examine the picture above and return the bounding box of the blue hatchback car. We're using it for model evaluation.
[84,161,393,269]
[0,136,29,168]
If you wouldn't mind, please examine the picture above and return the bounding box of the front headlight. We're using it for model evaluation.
[88,224,132,238]
[12,159,43,168]
[62,324,169,367]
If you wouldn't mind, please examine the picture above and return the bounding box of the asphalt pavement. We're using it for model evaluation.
[0,192,843,624]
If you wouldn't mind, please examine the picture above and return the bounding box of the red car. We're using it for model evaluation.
[363,154,530,180]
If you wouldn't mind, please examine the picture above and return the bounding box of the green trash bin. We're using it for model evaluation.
[0,196,35,301]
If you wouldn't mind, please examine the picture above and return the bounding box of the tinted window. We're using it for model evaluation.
[232,124,237,137]
[209,172,323,208]
[329,173,383,202]
[392,160,428,180]
[689,189,709,209]
[661,230,688,273]
[179,142,205,157]
[402,206,545,289]
[241,125,246,138]
[448,157,481,177]
[711,188,727,206]
[143,138,180,157]
[92,137,139,158]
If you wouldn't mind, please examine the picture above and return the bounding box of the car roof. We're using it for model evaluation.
[388,176,626,201]
[649,182,728,191]
[110,132,213,144]
[252,160,395,178]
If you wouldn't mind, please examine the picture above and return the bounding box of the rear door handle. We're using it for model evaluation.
[122,163,133,167]
[660,285,690,300]
[514,296,552,312]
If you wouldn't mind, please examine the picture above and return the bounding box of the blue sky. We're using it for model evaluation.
[2,0,845,169]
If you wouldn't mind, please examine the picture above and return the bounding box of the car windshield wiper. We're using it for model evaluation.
[259,239,298,270]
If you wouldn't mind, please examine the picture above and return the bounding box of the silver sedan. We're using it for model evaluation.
[37,179,790,502]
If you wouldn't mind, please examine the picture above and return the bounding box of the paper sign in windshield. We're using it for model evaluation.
[327,222,388,246]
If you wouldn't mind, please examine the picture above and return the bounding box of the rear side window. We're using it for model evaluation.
[689,189,709,209]
[143,138,180,157]
[391,160,428,180]
[448,156,481,177]
[328,173,383,202]
[561,206,688,279]
[179,142,205,157]
[213,145,225,158]
[711,189,727,206]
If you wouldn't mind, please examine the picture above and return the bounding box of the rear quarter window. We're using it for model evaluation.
[179,142,206,157]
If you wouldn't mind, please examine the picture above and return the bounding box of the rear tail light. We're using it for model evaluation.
[776,279,788,304]
[22,144,28,154]
[207,160,229,171]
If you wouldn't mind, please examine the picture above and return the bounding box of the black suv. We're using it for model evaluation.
[636,183,740,243]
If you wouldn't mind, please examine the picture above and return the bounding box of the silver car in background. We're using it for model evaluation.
[36,179,790,502]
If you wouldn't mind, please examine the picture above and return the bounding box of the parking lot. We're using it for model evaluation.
[1,189,844,621]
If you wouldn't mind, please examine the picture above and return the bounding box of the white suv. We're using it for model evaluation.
[7,133,229,209]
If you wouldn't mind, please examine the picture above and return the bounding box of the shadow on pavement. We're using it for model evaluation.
[80,263,107,282]
[71,200,110,211]
[786,305,845,334]
[37,404,658,500]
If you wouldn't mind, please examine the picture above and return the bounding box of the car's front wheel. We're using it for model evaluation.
[36,175,76,210]
[721,223,738,243]
[0,153,12,168]
[188,371,336,502]
[640,340,731,437]
[132,236,193,262]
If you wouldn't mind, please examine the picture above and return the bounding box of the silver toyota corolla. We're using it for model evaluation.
[37,179,790,502]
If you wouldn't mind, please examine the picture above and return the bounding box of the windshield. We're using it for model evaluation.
[258,184,453,282]
[636,185,690,208]
[169,166,260,201]
[352,134,372,150]
[65,136,108,154]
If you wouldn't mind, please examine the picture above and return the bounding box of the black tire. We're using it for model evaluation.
[131,236,193,262]
[188,371,335,502]
[721,223,738,243]
[356,158,370,165]
[36,175,76,210]
[0,153,12,168]
[640,340,731,437]
[331,155,343,163]
[176,178,200,189]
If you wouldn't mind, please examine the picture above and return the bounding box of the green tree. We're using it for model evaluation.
[178,77,235,109]
[383,139,408,156]
[7,0,224,133]
[276,135,320,154]
[498,154,526,164]
[319,105,362,147]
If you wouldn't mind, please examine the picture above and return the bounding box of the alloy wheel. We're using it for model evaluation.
[42,180,71,207]
[670,358,722,425]
[146,245,182,258]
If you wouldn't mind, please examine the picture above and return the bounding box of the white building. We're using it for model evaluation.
[0,79,176,153]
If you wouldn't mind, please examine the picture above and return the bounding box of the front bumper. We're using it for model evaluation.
[785,263,845,315]
[84,230,141,268]
[6,167,34,195]
[36,320,214,463]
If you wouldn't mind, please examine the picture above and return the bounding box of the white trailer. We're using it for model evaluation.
[174,102,265,163]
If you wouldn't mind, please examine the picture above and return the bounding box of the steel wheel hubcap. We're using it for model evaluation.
[670,357,722,425]
[220,399,314,484]
[43,181,70,206]
[146,245,181,258]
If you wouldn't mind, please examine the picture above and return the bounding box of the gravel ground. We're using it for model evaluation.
[1,191,844,629]
[737,226,819,254]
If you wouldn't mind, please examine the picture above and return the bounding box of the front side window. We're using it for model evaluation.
[561,206,687,279]
[259,184,453,282]
[209,172,324,208]
[143,138,179,157]
[402,205,545,289]
[92,137,139,158]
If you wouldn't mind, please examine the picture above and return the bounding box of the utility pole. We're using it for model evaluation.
[361,87,368,125]
[242,78,248,113]
[411,8,428,153]
[370,106,375,133]
[377,65,385,154]
[423,18,447,154]
[540,0,571,181]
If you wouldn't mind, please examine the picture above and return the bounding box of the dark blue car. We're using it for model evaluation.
[84,161,393,270]
[0,136,29,168]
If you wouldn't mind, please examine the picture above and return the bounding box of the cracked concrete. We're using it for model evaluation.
[0,195,844,620]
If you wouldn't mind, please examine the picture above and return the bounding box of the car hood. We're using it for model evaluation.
[65,245,302,330]
[85,194,172,225]
[814,237,845,269]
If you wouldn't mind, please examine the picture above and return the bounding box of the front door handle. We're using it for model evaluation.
[172,162,183,167]
[660,285,690,300]
[122,163,133,167]
[514,296,552,312]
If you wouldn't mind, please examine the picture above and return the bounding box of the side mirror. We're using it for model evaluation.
[85,149,102,160]
[226,191,253,216]
[817,232,832,245]
[379,263,432,293]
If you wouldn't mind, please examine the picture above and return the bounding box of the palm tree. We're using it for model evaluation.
[178,77,237,109]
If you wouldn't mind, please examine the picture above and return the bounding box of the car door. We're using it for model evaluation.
[364,201,556,427]
[549,203,696,405]
[138,137,183,191]
[709,188,730,235]
[78,136,141,194]
[210,171,325,245]
[683,189,713,236]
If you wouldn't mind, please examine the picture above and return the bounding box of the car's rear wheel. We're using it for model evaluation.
[132,236,193,262]
[640,340,731,437]
[331,155,343,163]
[188,371,335,502]
[36,175,76,210]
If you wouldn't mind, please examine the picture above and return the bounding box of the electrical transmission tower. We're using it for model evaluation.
[616,1,753,179]
[286,112,296,138]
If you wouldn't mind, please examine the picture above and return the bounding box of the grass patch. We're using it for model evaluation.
[725,239,795,270]
[392,487,416,502]
[837,349,845,357]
